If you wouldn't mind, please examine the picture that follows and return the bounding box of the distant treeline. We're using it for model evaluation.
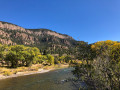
[0,44,73,68]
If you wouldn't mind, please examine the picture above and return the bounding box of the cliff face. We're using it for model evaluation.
[0,21,76,54]
[0,22,25,31]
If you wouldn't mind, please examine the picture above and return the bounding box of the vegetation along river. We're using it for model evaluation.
[0,68,76,90]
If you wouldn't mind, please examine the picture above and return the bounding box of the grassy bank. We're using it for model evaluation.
[0,64,69,80]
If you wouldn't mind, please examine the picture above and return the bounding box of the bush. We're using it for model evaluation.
[16,68,24,72]
[13,70,18,74]
[3,70,12,76]
[30,67,39,71]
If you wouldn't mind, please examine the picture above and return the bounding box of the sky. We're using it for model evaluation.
[0,0,120,43]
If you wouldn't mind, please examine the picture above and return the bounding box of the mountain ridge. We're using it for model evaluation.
[0,21,73,40]
[0,21,80,55]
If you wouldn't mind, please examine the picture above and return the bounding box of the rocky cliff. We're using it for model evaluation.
[0,21,77,54]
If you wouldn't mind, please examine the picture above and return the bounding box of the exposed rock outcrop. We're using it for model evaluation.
[0,38,16,45]
[0,22,25,32]
[0,21,77,54]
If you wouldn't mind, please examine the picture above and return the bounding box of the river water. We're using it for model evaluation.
[0,68,76,90]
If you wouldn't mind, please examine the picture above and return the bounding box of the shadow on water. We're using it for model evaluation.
[0,68,78,90]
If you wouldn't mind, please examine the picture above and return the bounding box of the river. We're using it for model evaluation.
[0,68,76,90]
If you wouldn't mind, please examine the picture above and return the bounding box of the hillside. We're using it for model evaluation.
[0,21,82,55]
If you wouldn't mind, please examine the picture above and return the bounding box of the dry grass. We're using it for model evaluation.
[3,70,12,76]
[0,64,43,76]
[0,64,69,76]
[43,64,69,70]
[43,65,54,70]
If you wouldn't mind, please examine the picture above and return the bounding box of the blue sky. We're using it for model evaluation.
[0,0,120,43]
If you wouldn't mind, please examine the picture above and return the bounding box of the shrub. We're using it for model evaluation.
[13,70,18,74]
[3,70,12,76]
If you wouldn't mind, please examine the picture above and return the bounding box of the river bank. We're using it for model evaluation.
[0,67,75,90]
[0,64,69,80]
